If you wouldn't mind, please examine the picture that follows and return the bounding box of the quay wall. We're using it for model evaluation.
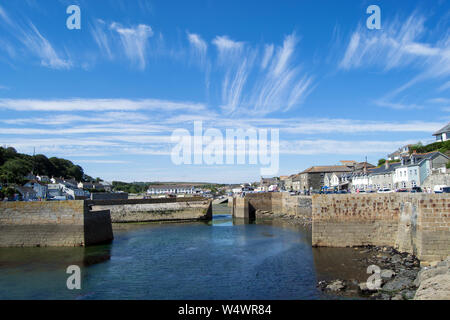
[0,201,113,247]
[90,198,213,223]
[233,193,312,218]
[312,193,450,262]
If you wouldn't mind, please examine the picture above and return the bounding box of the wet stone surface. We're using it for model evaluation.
[317,245,421,300]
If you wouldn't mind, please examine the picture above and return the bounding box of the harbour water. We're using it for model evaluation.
[0,204,371,300]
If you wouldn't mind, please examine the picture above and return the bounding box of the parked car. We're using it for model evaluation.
[434,185,448,193]
[442,187,450,193]
[411,187,422,193]
[377,188,394,193]
[396,188,408,193]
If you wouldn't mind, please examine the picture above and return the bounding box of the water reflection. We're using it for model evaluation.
[0,204,371,300]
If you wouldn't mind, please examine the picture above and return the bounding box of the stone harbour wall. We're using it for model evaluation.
[91,199,213,223]
[0,200,113,247]
[312,194,450,262]
[237,192,312,218]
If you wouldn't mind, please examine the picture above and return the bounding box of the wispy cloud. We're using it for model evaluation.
[339,11,450,110]
[0,4,13,25]
[438,80,450,92]
[187,32,207,66]
[20,22,72,69]
[0,98,206,112]
[211,33,313,115]
[76,160,130,164]
[339,13,433,70]
[0,5,71,69]
[91,19,114,60]
[281,139,423,155]
[109,22,154,69]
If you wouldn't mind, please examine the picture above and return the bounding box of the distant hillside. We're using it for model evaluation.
[0,147,85,184]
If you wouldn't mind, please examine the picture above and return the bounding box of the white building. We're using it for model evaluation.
[393,152,449,189]
[64,187,86,199]
[36,175,50,183]
[433,122,450,142]
[47,183,64,198]
[147,185,196,195]
[352,173,372,191]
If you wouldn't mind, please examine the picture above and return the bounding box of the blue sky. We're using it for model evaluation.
[0,0,449,183]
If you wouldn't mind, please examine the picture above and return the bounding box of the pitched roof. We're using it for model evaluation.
[300,165,353,174]
[369,162,401,175]
[16,186,37,196]
[433,122,450,135]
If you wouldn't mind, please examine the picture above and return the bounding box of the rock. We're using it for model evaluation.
[381,269,395,280]
[429,261,440,267]
[401,290,415,300]
[391,255,402,264]
[381,293,391,300]
[317,280,328,290]
[382,276,412,292]
[397,269,418,280]
[391,294,403,300]
[326,280,345,292]
[414,274,450,300]
[414,266,448,287]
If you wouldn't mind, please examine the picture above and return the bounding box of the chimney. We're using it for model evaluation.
[385,160,389,169]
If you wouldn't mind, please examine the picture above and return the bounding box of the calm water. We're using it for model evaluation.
[0,204,369,300]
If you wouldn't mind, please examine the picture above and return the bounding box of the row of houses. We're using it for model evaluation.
[16,174,113,201]
[264,150,448,193]
[146,185,210,196]
[286,161,374,192]
[352,151,448,191]
[258,123,450,193]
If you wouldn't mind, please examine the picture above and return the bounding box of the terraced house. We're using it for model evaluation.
[352,151,448,191]
[292,165,353,192]
[393,151,449,189]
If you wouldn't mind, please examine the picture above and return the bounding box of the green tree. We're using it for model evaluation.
[377,158,386,166]
[33,154,55,176]
[0,158,32,184]
[67,165,84,181]
[0,147,4,166]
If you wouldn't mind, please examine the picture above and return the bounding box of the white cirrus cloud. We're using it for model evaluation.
[0,98,206,112]
[91,19,114,60]
[0,5,71,69]
[210,32,313,115]
[110,22,154,69]
[339,12,450,110]
[20,22,72,69]
[187,32,207,66]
